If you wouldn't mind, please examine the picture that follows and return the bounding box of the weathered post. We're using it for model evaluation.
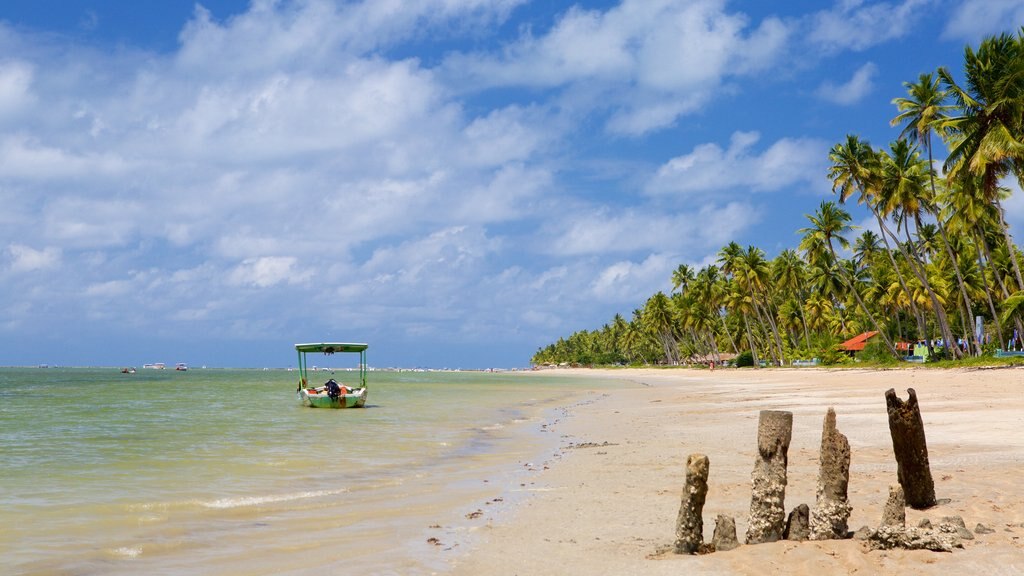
[674,453,710,554]
[810,408,852,539]
[884,388,936,509]
[880,484,906,527]
[745,410,793,544]
[712,515,739,551]
[784,504,810,541]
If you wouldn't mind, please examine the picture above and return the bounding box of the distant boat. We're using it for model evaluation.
[120,367,137,374]
[142,363,165,369]
[175,363,188,371]
[294,342,368,408]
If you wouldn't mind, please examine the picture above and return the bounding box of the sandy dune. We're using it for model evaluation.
[449,367,1024,575]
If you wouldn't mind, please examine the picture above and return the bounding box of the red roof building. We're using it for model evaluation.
[838,331,879,352]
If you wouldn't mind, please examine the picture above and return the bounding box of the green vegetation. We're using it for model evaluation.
[533,29,1024,369]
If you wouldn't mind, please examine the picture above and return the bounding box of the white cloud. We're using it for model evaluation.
[943,0,1024,41]
[0,60,34,118]
[0,136,128,180]
[647,131,829,196]
[444,0,791,135]
[175,0,527,74]
[815,62,877,105]
[228,256,309,288]
[590,253,674,303]
[807,0,933,53]
[547,202,759,257]
[6,243,61,272]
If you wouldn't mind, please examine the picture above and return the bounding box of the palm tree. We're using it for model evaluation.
[642,292,678,365]
[671,264,694,294]
[939,30,1024,292]
[737,245,785,365]
[829,136,927,348]
[877,139,962,358]
[774,249,811,348]
[853,230,882,266]
[892,71,979,354]
[799,201,899,356]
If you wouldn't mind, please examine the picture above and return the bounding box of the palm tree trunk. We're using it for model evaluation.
[994,197,1024,292]
[752,296,784,365]
[931,211,979,354]
[742,314,760,368]
[978,226,1024,346]
[872,212,929,348]
[907,217,961,358]
[973,238,1004,347]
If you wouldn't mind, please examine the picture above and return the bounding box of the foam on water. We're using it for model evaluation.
[201,487,351,509]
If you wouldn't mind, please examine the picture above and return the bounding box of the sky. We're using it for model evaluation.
[1,0,1023,369]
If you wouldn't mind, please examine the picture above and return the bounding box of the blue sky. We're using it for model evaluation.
[2,0,1023,369]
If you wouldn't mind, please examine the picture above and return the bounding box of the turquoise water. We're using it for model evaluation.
[1,367,618,575]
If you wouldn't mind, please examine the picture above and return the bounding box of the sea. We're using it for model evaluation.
[0,367,621,575]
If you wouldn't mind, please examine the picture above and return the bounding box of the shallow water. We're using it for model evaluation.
[1,367,617,575]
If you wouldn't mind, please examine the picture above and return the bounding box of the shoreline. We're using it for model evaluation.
[445,367,1024,575]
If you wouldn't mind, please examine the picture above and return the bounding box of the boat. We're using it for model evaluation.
[142,363,165,369]
[175,363,188,371]
[294,342,368,408]
[120,367,137,374]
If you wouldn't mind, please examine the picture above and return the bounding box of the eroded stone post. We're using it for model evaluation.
[712,515,739,551]
[745,410,792,544]
[885,388,936,509]
[810,407,852,540]
[880,484,906,527]
[674,453,710,554]
[784,504,810,541]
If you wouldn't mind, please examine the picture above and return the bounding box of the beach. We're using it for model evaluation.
[448,367,1024,575]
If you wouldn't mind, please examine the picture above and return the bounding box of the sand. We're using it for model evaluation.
[447,367,1024,575]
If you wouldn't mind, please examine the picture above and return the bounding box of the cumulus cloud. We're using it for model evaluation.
[0,60,34,118]
[7,243,61,272]
[546,202,759,257]
[590,253,674,303]
[943,0,1024,40]
[815,62,877,105]
[647,131,829,196]
[228,256,309,288]
[444,0,791,135]
[807,0,933,53]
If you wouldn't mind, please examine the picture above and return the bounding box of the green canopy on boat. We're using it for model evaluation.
[294,342,368,354]
[294,342,369,390]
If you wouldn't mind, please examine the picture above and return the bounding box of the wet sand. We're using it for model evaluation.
[447,367,1024,575]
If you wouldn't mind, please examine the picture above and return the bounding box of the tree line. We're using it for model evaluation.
[532,29,1024,368]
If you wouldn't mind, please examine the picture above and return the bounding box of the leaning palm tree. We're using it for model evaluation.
[799,201,899,356]
[829,136,927,347]
[892,72,978,354]
[939,29,1024,292]
[876,139,962,358]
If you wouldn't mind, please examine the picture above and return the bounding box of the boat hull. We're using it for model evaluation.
[298,387,367,408]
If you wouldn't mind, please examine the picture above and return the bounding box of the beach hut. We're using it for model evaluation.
[838,331,879,354]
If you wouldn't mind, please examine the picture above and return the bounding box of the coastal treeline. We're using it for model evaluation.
[533,29,1024,368]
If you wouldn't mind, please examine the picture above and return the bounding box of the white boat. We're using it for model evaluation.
[143,363,166,369]
[175,363,188,371]
[294,343,368,408]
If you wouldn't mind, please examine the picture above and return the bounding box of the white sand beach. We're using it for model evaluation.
[448,367,1024,575]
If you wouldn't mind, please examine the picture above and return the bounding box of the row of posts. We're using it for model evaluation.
[675,388,936,553]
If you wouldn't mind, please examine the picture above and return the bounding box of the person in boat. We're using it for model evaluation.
[325,379,342,400]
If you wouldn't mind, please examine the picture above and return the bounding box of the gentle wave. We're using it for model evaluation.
[202,487,353,509]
